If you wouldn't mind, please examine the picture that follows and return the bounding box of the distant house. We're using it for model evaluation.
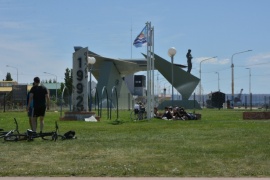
[0,81,18,94]
[206,91,225,109]
[0,81,31,106]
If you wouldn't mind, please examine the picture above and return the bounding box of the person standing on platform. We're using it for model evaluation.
[186,49,193,73]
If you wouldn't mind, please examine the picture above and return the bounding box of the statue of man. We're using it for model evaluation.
[186,49,193,73]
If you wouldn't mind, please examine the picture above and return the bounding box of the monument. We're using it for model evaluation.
[61,46,201,120]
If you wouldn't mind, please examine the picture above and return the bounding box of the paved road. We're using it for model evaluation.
[0,178,269,180]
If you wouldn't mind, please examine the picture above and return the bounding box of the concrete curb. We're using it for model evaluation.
[0,177,269,180]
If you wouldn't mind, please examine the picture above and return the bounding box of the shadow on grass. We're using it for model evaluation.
[109,119,124,125]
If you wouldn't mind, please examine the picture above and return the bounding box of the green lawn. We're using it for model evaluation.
[0,109,269,177]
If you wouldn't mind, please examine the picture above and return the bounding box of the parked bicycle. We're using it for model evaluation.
[130,108,147,121]
[4,119,65,142]
[26,121,66,141]
[0,118,20,139]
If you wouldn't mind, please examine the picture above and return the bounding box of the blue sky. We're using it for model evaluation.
[1,0,270,95]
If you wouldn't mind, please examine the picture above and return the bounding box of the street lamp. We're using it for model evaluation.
[245,68,251,95]
[88,56,96,112]
[199,56,217,104]
[246,68,252,110]
[168,47,176,106]
[215,72,220,91]
[6,65,18,83]
[231,50,252,108]
[44,72,58,101]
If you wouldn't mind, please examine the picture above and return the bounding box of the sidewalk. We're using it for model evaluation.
[0,178,269,180]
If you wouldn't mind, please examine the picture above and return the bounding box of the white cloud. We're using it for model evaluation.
[248,52,270,63]
[244,52,270,68]
[218,58,230,65]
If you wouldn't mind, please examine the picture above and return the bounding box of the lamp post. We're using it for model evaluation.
[6,65,18,83]
[88,57,96,112]
[199,56,217,104]
[168,47,176,106]
[245,68,251,95]
[44,72,58,101]
[215,72,220,91]
[246,68,252,110]
[231,50,252,108]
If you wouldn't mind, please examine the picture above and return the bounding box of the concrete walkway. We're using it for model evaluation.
[0,178,269,180]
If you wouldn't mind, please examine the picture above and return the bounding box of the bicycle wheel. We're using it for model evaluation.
[40,132,54,140]
[4,134,28,142]
[52,134,66,141]
[0,131,9,138]
[130,111,138,121]
[137,110,148,120]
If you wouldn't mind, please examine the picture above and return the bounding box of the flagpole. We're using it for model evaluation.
[146,21,151,119]
[130,19,133,59]
[151,26,155,118]
[132,22,153,119]
[149,26,152,118]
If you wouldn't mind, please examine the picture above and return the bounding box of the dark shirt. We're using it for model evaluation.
[29,85,48,108]
[162,111,173,119]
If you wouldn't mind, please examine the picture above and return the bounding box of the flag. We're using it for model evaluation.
[133,26,148,48]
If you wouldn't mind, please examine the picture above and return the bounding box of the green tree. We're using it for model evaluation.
[59,68,73,106]
[5,72,13,81]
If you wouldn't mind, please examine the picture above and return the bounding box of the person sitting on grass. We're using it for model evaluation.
[178,107,197,120]
[134,101,140,114]
[162,106,173,120]
[154,107,162,119]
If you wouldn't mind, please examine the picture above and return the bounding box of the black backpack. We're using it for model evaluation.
[64,130,76,139]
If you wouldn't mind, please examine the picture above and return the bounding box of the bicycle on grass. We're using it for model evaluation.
[26,121,66,141]
[130,109,147,121]
[0,118,20,139]
[4,119,65,142]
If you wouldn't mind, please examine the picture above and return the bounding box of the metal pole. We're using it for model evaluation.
[215,72,220,91]
[171,56,174,106]
[60,85,66,118]
[249,68,251,96]
[231,50,252,109]
[199,56,217,104]
[231,58,234,109]
[89,66,93,112]
[168,47,177,106]
[55,76,57,103]
[246,68,252,111]
[199,63,202,103]
[218,72,220,91]
[250,93,252,110]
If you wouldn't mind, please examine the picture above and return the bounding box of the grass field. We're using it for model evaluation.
[0,109,269,177]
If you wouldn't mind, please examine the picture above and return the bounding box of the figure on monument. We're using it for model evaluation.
[186,49,193,73]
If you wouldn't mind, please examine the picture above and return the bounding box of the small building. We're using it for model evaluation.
[206,91,225,109]
[0,81,32,108]
[42,83,61,99]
